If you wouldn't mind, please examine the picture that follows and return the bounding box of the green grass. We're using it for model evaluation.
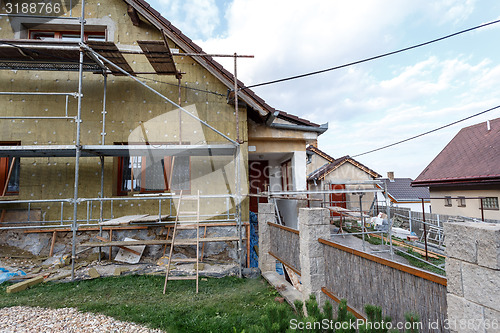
[0,275,291,333]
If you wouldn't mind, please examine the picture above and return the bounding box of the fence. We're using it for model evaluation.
[268,223,301,274]
[259,204,449,332]
[320,237,447,328]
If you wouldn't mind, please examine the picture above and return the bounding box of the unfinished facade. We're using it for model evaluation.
[0,0,324,273]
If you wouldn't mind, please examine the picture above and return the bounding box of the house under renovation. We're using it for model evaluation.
[306,145,381,221]
[0,0,325,280]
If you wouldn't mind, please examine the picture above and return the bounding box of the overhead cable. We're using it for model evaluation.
[242,18,500,90]
[352,104,500,157]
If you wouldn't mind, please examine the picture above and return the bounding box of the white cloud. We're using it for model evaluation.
[156,0,220,39]
[158,0,497,178]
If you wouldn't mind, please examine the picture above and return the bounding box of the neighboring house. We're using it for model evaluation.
[375,173,430,212]
[412,118,500,221]
[0,0,325,232]
[307,148,381,218]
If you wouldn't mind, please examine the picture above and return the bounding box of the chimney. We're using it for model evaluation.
[387,171,395,182]
[487,120,491,131]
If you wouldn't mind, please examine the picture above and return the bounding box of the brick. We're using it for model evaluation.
[6,276,44,294]
[461,261,500,312]
[446,257,464,297]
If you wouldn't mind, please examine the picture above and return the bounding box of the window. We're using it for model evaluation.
[0,142,20,196]
[444,196,452,207]
[458,196,466,207]
[117,155,190,196]
[281,159,293,191]
[482,197,499,210]
[29,30,106,42]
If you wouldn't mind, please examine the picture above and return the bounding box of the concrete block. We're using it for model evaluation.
[447,293,485,333]
[258,203,274,214]
[444,222,479,264]
[476,224,500,270]
[461,261,500,312]
[446,257,464,297]
[484,307,500,333]
[298,208,328,226]
[6,275,44,294]
[88,267,100,279]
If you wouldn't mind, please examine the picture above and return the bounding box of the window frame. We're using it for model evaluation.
[280,159,293,192]
[444,196,452,207]
[457,196,466,207]
[116,143,191,196]
[29,30,106,42]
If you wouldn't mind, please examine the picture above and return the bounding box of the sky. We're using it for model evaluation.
[149,0,500,179]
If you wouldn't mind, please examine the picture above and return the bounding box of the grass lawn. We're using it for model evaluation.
[0,275,292,333]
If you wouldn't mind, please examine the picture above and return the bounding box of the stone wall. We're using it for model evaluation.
[444,222,500,333]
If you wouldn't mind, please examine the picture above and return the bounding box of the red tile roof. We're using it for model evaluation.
[124,0,320,128]
[412,118,500,187]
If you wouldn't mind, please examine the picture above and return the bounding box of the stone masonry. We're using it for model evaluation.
[258,203,276,272]
[444,222,500,333]
[298,207,329,306]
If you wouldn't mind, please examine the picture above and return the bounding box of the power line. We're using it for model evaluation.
[242,18,500,90]
[352,105,500,157]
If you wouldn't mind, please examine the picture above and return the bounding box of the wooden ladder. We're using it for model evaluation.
[163,190,200,294]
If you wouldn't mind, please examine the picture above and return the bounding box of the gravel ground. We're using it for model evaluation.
[0,306,165,333]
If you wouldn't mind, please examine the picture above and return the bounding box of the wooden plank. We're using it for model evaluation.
[268,250,301,276]
[80,236,245,247]
[23,222,249,234]
[321,287,366,321]
[6,275,44,293]
[96,236,140,256]
[49,231,57,257]
[370,233,442,259]
[99,214,149,226]
[268,222,299,235]
[318,238,447,286]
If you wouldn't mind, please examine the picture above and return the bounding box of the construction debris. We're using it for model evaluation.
[114,237,146,264]
[6,275,44,294]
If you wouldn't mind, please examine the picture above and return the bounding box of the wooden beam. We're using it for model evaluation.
[49,231,57,257]
[127,5,140,26]
[96,235,141,256]
[24,222,249,234]
[80,236,245,247]
[321,287,366,321]
[268,222,299,235]
[268,250,301,276]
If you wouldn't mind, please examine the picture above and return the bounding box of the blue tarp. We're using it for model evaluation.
[0,268,26,284]
[249,211,259,268]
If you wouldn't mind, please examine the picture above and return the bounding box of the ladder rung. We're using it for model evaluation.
[170,258,198,263]
[174,241,198,245]
[168,276,197,280]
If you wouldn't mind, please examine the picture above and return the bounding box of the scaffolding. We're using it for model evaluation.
[0,1,247,279]
[262,179,396,258]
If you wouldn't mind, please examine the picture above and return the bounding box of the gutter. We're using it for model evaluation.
[270,122,328,134]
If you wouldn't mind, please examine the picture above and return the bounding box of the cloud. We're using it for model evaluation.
[156,0,220,39]
[152,0,498,178]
